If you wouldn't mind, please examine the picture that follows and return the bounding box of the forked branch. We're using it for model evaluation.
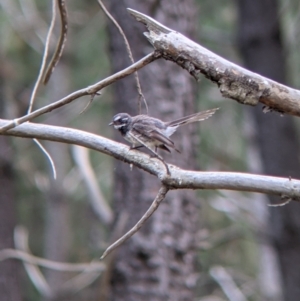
[100,185,169,259]
[0,52,159,133]
[1,120,300,201]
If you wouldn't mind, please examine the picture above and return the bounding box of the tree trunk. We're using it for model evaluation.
[107,1,199,300]
[237,1,300,300]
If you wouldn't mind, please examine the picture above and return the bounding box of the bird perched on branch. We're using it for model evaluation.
[109,108,218,155]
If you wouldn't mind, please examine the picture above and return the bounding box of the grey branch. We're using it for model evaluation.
[72,145,113,225]
[1,120,300,200]
[0,248,105,272]
[0,52,158,133]
[14,226,51,297]
[100,185,169,260]
[128,8,300,117]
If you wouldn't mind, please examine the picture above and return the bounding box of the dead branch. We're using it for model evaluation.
[27,0,57,113]
[0,119,299,200]
[72,145,113,225]
[98,0,147,114]
[100,185,169,259]
[43,0,68,84]
[128,8,300,116]
[0,52,159,133]
[14,226,51,297]
[0,248,105,272]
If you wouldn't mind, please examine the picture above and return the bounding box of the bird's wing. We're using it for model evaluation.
[132,122,175,148]
[148,129,175,148]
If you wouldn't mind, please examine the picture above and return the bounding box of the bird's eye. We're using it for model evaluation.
[121,117,128,123]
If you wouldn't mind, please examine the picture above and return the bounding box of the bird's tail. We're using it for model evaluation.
[166,108,219,127]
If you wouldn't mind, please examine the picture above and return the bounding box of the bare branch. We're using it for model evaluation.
[72,145,113,225]
[11,226,106,298]
[128,8,300,117]
[14,226,51,297]
[43,0,68,84]
[99,212,129,300]
[0,248,105,272]
[1,120,300,200]
[100,185,169,260]
[27,0,56,114]
[33,139,57,179]
[98,0,147,114]
[0,52,159,133]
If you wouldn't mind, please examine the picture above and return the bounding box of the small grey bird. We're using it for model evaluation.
[109,108,218,153]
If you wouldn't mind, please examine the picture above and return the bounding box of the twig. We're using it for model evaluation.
[27,0,56,114]
[43,0,68,84]
[0,248,105,272]
[14,226,51,297]
[98,0,147,114]
[33,139,57,179]
[268,197,292,207]
[100,185,169,260]
[26,0,57,181]
[12,226,104,298]
[99,212,129,301]
[0,52,159,134]
[79,92,100,115]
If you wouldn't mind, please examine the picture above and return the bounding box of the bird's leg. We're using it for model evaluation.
[149,146,158,158]
[128,133,170,175]
[129,145,144,150]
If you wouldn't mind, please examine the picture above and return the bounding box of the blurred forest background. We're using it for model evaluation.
[1,0,300,300]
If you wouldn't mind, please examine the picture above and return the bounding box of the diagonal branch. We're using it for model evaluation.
[100,185,169,260]
[1,120,300,200]
[0,52,159,133]
[27,0,57,114]
[128,8,300,117]
[98,0,147,114]
[43,0,68,84]
[14,226,51,297]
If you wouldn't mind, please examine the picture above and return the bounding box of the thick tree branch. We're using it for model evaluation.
[128,8,300,116]
[1,120,300,200]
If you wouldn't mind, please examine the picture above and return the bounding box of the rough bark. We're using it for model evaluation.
[127,8,300,116]
[107,1,199,300]
[237,1,300,300]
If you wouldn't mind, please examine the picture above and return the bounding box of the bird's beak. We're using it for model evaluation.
[109,121,113,126]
